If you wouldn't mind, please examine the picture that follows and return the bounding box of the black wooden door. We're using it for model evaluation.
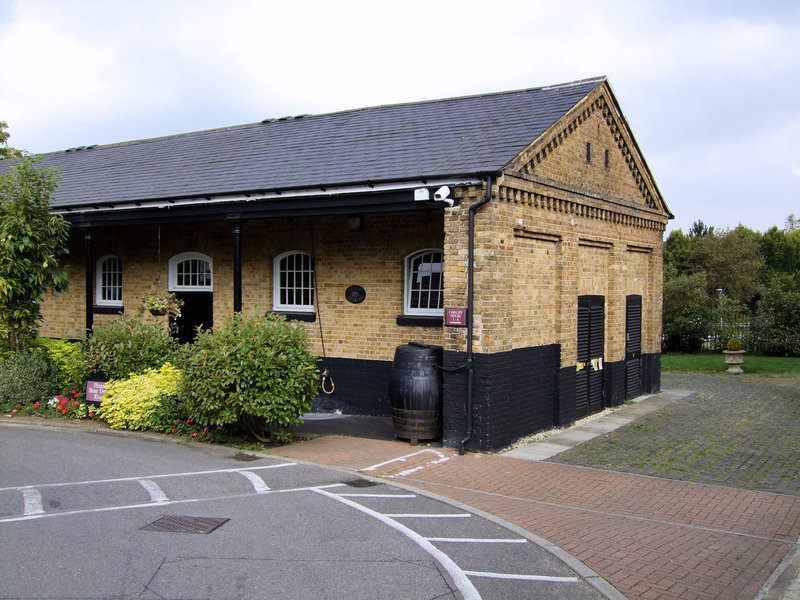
[625,295,643,400]
[171,292,213,344]
[576,295,605,418]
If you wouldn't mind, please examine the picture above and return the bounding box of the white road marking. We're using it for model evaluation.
[464,570,579,583]
[361,449,451,478]
[427,537,528,544]
[0,462,295,492]
[21,488,44,516]
[238,470,270,494]
[0,483,345,524]
[314,487,482,600]
[336,493,416,498]
[383,513,471,518]
[137,479,169,504]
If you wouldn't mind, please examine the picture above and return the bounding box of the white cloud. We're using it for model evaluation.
[0,0,797,232]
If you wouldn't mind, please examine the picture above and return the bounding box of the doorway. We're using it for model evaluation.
[625,295,643,400]
[576,295,605,417]
[168,252,213,344]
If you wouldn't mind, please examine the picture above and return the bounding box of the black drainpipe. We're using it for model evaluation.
[460,175,493,455]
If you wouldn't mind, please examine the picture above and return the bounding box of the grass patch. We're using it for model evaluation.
[662,352,800,375]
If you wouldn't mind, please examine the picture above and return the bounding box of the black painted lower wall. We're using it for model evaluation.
[312,349,662,451]
[442,345,561,451]
[312,356,392,416]
[643,352,661,394]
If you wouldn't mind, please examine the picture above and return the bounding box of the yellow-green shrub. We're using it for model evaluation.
[97,363,182,430]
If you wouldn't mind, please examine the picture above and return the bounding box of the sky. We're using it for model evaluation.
[0,0,797,234]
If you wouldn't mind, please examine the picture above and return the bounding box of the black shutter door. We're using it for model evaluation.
[587,296,605,413]
[576,298,590,418]
[625,295,643,400]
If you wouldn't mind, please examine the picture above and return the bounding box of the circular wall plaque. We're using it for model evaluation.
[345,285,366,304]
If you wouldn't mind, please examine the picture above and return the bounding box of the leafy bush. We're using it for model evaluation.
[752,278,800,356]
[84,315,178,379]
[181,313,319,442]
[97,362,182,430]
[33,337,90,394]
[0,348,59,410]
[726,338,742,352]
[663,306,713,353]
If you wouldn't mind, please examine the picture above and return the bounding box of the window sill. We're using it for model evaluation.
[93,305,124,314]
[396,315,443,327]
[270,311,317,323]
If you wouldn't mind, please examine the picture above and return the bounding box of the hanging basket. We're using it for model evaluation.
[148,308,167,317]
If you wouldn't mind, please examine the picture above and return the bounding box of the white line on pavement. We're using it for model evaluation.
[464,570,579,583]
[0,483,345,524]
[427,537,528,544]
[137,479,169,504]
[0,462,296,492]
[383,513,471,518]
[238,471,270,494]
[336,493,416,498]
[314,487,482,600]
[21,488,44,516]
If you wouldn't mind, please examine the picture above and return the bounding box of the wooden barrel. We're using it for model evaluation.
[389,342,443,444]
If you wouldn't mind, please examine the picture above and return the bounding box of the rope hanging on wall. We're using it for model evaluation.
[310,221,335,395]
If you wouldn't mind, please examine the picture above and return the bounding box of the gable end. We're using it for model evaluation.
[505,84,668,217]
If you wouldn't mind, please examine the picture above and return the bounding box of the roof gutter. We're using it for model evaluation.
[460,174,493,455]
[50,178,483,216]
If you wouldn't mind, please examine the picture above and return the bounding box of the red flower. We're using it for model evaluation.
[192,432,198,437]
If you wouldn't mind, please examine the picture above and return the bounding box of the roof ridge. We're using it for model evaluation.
[289,75,608,119]
[42,76,607,155]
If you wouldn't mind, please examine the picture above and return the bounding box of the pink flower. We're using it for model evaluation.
[186,418,192,423]
[33,402,39,408]
[11,409,17,413]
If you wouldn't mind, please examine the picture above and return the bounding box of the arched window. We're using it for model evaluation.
[96,255,123,306]
[273,251,314,312]
[404,249,444,315]
[168,252,213,291]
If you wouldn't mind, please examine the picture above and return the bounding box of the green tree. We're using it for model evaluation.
[759,224,800,291]
[662,268,712,352]
[753,276,800,356]
[685,226,765,304]
[0,121,24,159]
[0,157,70,351]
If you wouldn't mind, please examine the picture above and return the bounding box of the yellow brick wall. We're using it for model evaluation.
[40,213,446,362]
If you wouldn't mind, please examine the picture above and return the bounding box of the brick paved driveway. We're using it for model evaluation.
[274,373,800,600]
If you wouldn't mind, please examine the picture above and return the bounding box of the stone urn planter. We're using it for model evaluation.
[723,350,745,373]
[723,338,745,374]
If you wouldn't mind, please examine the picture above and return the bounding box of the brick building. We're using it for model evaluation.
[1,76,672,450]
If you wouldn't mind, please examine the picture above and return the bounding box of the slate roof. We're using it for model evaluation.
[1,77,605,210]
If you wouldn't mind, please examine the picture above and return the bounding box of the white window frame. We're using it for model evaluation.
[404,249,444,316]
[273,251,315,313]
[168,252,213,292]
[95,254,123,307]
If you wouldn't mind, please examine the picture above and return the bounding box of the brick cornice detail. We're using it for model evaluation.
[495,180,667,233]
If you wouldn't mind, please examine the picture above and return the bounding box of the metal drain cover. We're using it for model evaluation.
[141,515,230,534]
[343,479,379,488]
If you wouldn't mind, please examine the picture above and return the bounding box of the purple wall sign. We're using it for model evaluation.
[445,308,468,327]
[86,380,107,404]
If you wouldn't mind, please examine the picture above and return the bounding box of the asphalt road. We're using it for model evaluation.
[0,421,606,600]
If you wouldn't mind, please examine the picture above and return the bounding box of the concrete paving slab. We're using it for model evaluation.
[504,443,573,461]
